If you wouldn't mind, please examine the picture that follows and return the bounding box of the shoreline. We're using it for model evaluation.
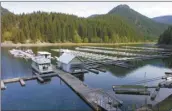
[1,42,155,47]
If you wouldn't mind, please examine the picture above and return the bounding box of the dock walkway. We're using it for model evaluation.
[1,66,122,111]
[54,67,122,111]
[2,73,59,84]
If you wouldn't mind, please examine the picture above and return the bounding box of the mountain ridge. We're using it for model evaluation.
[1,6,12,15]
[152,15,172,25]
[107,4,168,38]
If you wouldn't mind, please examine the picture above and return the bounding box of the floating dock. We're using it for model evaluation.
[76,47,151,57]
[80,46,171,54]
[112,85,150,95]
[1,73,59,86]
[122,46,171,51]
[1,66,122,111]
[51,49,133,61]
[52,48,170,70]
[53,67,122,111]
[34,72,44,82]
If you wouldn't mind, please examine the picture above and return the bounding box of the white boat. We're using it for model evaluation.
[31,51,53,74]
[25,49,33,54]
[9,49,35,59]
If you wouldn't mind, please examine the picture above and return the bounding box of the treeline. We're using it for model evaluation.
[2,12,149,43]
[158,26,172,45]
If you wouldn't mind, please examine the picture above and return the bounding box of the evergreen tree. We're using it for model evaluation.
[2,11,149,43]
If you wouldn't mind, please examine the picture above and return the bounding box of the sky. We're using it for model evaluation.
[1,2,172,18]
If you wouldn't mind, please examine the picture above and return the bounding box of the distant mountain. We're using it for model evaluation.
[107,4,168,38]
[88,14,100,18]
[152,15,172,25]
[1,6,12,15]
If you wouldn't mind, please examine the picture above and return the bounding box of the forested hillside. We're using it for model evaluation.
[158,26,172,45]
[107,5,168,38]
[2,11,146,43]
[2,4,166,44]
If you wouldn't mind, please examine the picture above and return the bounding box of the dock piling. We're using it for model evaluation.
[1,81,7,90]
[19,79,26,86]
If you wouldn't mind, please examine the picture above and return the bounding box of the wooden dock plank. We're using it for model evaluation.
[3,77,20,83]
[54,67,122,111]
[2,73,58,84]
[34,73,44,82]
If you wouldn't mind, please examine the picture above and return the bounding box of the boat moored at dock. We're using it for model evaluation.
[31,51,53,74]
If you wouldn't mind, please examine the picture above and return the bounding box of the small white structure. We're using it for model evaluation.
[37,51,52,59]
[57,53,84,74]
[167,77,172,81]
[31,51,53,74]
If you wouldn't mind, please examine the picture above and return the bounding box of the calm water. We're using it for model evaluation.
[1,45,172,110]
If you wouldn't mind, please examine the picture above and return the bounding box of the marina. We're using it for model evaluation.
[51,48,171,70]
[75,47,152,57]
[2,45,172,111]
[80,46,165,53]
[2,2,172,110]
[52,49,135,61]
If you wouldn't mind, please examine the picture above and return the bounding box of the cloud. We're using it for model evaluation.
[1,2,172,18]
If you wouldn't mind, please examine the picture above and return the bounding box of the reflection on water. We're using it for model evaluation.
[36,77,52,85]
[107,65,133,78]
[73,73,85,82]
[1,45,172,110]
[162,56,172,68]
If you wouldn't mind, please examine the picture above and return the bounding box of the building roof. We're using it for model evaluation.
[58,53,76,64]
[32,56,51,64]
[37,51,51,55]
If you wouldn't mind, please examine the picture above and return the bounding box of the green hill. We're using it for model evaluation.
[107,4,168,38]
[3,4,166,44]
[2,10,145,43]
[89,14,143,42]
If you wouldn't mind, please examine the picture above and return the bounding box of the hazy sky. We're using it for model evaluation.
[1,2,172,18]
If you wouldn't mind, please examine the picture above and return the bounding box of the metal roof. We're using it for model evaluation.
[37,51,51,55]
[32,56,51,64]
[58,53,76,64]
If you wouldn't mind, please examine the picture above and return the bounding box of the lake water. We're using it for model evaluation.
[1,44,172,110]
